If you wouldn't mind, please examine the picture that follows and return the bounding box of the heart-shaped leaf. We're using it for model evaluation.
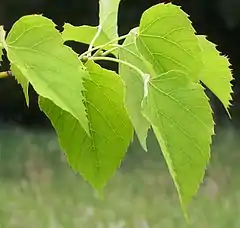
[6,15,89,134]
[39,61,133,190]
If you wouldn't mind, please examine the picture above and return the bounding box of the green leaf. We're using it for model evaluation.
[62,0,120,58]
[62,23,117,56]
[136,3,202,80]
[39,61,133,190]
[99,0,121,42]
[119,28,150,150]
[11,64,29,106]
[198,35,233,114]
[62,24,109,47]
[0,26,6,61]
[142,70,214,211]
[5,15,89,134]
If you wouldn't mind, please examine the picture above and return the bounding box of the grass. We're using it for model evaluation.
[0,124,240,227]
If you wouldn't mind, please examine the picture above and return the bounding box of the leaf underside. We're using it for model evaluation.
[62,24,113,52]
[39,61,133,190]
[6,15,89,134]
[119,28,150,150]
[99,0,121,42]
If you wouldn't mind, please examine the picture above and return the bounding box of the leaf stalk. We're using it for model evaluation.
[80,34,130,59]
[87,25,103,57]
[89,56,145,78]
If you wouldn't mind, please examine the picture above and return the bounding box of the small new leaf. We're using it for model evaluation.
[119,28,150,150]
[198,35,233,115]
[39,61,133,190]
[142,70,214,212]
[99,0,121,42]
[63,0,121,57]
[62,24,109,48]
[137,3,202,80]
[6,15,89,134]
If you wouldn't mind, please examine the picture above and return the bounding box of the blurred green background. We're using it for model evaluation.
[0,124,240,227]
